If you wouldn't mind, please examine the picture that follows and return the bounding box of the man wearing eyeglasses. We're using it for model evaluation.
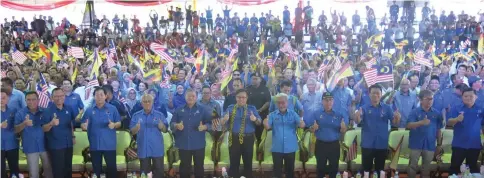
[198,86,222,137]
[406,90,444,178]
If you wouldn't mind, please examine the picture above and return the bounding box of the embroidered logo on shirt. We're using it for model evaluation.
[66,111,69,114]
[181,109,185,112]
[195,110,200,114]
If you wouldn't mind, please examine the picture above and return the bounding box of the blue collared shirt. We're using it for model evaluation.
[305,109,345,142]
[43,103,76,150]
[198,99,223,130]
[268,110,300,153]
[269,95,303,114]
[1,107,18,151]
[8,89,26,112]
[407,107,444,151]
[393,91,418,128]
[170,104,212,150]
[442,88,463,117]
[130,110,168,158]
[225,104,261,134]
[301,91,322,113]
[14,107,46,154]
[64,92,84,117]
[432,90,445,112]
[331,87,353,123]
[81,103,121,151]
[449,104,484,149]
[360,103,394,149]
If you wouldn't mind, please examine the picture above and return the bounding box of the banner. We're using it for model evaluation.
[105,0,171,6]
[217,0,278,6]
[1,0,76,11]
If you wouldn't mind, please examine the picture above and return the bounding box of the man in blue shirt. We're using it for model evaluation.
[103,85,128,128]
[406,90,444,178]
[221,89,261,178]
[331,78,353,125]
[386,79,418,128]
[62,79,84,128]
[263,93,304,178]
[447,88,484,175]
[283,6,290,25]
[469,76,483,105]
[170,88,212,178]
[14,91,53,178]
[1,89,20,178]
[389,0,399,22]
[198,86,222,136]
[81,87,121,178]
[205,6,213,32]
[355,84,401,174]
[1,78,26,112]
[42,88,76,178]
[305,92,347,178]
[269,80,304,117]
[130,94,168,178]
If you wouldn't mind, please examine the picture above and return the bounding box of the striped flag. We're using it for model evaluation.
[228,47,238,60]
[345,136,358,162]
[84,75,99,100]
[460,39,471,50]
[364,57,377,69]
[410,65,422,72]
[414,51,433,68]
[318,58,332,75]
[11,47,27,64]
[67,46,85,58]
[184,56,196,63]
[39,72,50,90]
[363,64,394,86]
[36,84,50,108]
[150,43,176,63]
[159,77,171,88]
[333,57,342,70]
[266,56,274,68]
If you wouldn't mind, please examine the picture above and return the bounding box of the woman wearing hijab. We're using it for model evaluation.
[168,84,186,111]
[120,73,136,90]
[125,88,140,117]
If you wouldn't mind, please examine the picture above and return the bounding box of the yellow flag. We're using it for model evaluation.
[295,59,302,78]
[232,58,239,70]
[71,67,78,83]
[286,60,293,69]
[193,0,197,11]
[432,53,442,66]
[256,43,264,60]
[478,34,484,55]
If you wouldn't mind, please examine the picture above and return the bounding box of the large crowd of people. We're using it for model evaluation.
[1,0,484,178]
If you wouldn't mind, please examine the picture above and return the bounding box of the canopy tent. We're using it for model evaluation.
[1,0,76,11]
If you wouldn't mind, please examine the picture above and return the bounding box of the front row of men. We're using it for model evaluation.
[1,84,483,178]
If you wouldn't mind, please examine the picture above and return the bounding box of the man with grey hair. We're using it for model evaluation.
[406,89,444,178]
[130,94,168,178]
[263,93,304,178]
[300,78,323,113]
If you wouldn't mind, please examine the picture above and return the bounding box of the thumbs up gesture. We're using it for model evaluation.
[76,109,84,122]
[299,118,305,128]
[108,119,115,129]
[222,113,230,123]
[81,119,89,130]
[311,120,319,131]
[1,120,8,129]
[52,113,60,126]
[249,111,257,122]
[136,119,141,130]
[158,120,165,130]
[198,121,207,131]
[176,121,184,131]
[24,115,33,127]
[456,112,464,122]
[421,115,431,125]
[394,109,401,123]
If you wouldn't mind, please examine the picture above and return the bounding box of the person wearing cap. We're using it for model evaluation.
[263,93,304,178]
[468,76,483,104]
[304,91,347,178]
[355,84,401,175]
[221,89,261,178]
[447,88,484,175]
[247,73,271,144]
[406,90,444,178]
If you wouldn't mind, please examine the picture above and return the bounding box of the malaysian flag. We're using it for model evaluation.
[39,72,50,90]
[266,56,274,68]
[364,57,377,69]
[150,43,176,63]
[184,56,196,63]
[108,39,117,55]
[36,84,50,108]
[84,75,99,100]
[159,77,171,88]
[333,57,342,70]
[67,46,85,58]
[410,65,422,72]
[345,136,358,162]
[363,64,394,86]
[11,47,27,64]
[414,51,433,68]
[318,58,332,75]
